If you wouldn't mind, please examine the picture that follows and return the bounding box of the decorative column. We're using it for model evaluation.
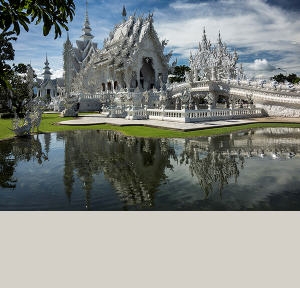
[137,68,141,89]
[111,80,114,93]
[62,34,78,117]
[26,64,34,101]
[193,69,198,82]
[211,66,216,81]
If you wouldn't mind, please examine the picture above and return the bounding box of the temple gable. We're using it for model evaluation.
[67,9,170,95]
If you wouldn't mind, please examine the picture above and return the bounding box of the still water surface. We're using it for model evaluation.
[1,128,300,210]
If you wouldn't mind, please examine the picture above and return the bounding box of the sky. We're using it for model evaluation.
[10,0,300,80]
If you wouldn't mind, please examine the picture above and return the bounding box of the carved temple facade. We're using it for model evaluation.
[37,56,58,99]
[66,7,170,98]
[189,28,243,81]
[58,4,300,119]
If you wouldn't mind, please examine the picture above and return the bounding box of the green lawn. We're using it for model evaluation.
[1,112,300,140]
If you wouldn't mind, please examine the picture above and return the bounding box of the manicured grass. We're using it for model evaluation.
[0,118,15,140]
[1,112,300,140]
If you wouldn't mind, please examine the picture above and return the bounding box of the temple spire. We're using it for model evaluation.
[66,32,72,47]
[218,30,222,45]
[122,5,127,21]
[63,34,74,97]
[201,27,209,50]
[42,53,52,80]
[81,0,94,41]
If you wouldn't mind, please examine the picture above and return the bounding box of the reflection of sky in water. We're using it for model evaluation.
[148,132,300,210]
[156,156,300,210]
[223,158,300,208]
[1,128,300,211]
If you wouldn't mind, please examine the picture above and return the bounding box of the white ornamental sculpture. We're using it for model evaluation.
[189,29,240,81]
[12,65,46,136]
[61,33,79,117]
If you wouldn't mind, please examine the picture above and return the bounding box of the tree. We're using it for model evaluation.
[287,73,300,84]
[0,63,37,115]
[0,31,16,88]
[0,0,75,89]
[169,65,191,83]
[272,73,286,83]
[0,0,75,39]
[273,73,300,84]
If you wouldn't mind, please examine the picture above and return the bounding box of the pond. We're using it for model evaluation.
[1,127,300,210]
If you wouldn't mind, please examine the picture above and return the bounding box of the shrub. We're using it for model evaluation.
[0,112,14,119]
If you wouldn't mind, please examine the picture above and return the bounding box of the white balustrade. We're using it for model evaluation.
[126,107,148,120]
[147,107,262,122]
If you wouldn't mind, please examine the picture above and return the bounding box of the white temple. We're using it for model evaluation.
[90,11,170,91]
[57,4,300,119]
[62,5,172,112]
[36,55,57,100]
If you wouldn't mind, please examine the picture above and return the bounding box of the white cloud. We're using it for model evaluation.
[10,0,300,80]
[248,59,277,72]
[51,68,64,79]
[154,0,300,75]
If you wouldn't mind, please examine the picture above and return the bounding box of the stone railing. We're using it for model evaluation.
[185,108,262,122]
[230,86,300,106]
[148,108,186,122]
[108,106,126,118]
[125,107,148,120]
[190,80,211,88]
[183,79,300,99]
[222,79,300,94]
[147,107,262,123]
[78,92,116,100]
[167,82,190,94]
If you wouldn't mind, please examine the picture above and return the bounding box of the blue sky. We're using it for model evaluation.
[11,0,300,79]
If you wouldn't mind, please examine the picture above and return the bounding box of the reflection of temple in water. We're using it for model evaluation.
[174,127,300,199]
[1,128,300,209]
[60,130,177,209]
[0,134,49,189]
[60,127,300,207]
[184,127,300,158]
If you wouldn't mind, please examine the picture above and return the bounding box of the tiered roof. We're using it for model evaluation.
[71,2,97,73]
[42,55,52,80]
[93,13,171,71]
[190,28,239,80]
[40,55,57,89]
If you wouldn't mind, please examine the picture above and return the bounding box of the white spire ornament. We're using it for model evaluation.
[81,0,94,41]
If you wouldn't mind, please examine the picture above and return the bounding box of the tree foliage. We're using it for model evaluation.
[286,73,300,84]
[169,65,191,83]
[0,0,75,38]
[0,63,37,115]
[273,73,300,84]
[0,0,75,90]
[0,31,16,88]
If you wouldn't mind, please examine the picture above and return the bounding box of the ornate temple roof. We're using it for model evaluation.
[92,13,171,70]
[65,5,171,93]
[70,1,97,73]
[80,2,94,41]
[42,55,52,79]
[190,28,239,80]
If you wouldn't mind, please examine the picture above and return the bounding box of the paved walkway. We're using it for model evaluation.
[58,113,281,131]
